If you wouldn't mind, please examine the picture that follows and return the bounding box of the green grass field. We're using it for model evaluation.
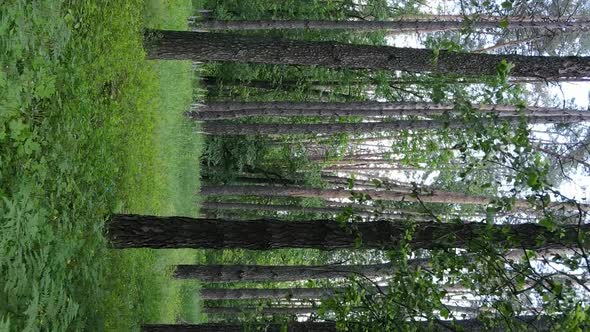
[0,0,203,330]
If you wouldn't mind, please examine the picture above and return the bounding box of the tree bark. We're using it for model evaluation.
[146,30,590,79]
[201,76,590,92]
[204,305,319,316]
[200,184,530,208]
[194,101,574,113]
[473,34,549,53]
[323,200,428,216]
[189,101,589,120]
[200,116,580,135]
[201,201,432,221]
[191,17,590,32]
[201,287,349,300]
[142,322,337,332]
[142,315,555,331]
[175,262,401,282]
[108,214,590,250]
[203,304,479,316]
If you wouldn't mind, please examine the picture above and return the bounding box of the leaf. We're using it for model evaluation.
[439,306,450,318]
[9,119,27,141]
[0,123,6,141]
[527,172,539,188]
[498,18,509,29]
[354,233,363,249]
[485,206,496,224]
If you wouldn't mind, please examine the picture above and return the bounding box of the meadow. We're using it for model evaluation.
[1,0,203,330]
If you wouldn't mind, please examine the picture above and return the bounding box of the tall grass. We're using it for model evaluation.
[106,0,205,328]
[0,0,203,330]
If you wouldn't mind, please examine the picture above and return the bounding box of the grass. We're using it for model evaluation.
[0,0,203,330]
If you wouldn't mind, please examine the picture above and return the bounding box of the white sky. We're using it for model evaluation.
[382,1,590,204]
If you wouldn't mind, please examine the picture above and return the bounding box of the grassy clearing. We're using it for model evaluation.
[1,0,203,330]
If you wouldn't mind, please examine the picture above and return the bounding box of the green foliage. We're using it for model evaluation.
[1,0,203,330]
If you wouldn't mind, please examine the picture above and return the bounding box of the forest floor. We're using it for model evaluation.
[1,0,203,330]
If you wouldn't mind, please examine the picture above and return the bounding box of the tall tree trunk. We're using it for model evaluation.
[322,200,428,216]
[323,165,442,172]
[200,285,487,300]
[108,215,590,250]
[473,34,549,53]
[194,101,573,113]
[189,101,588,120]
[142,322,337,332]
[200,116,578,135]
[145,30,590,79]
[142,316,554,331]
[201,201,432,221]
[201,76,345,97]
[202,201,361,215]
[203,304,480,316]
[201,76,590,93]
[226,176,298,186]
[200,184,531,208]
[204,305,318,316]
[191,17,590,32]
[175,262,401,282]
[201,287,350,300]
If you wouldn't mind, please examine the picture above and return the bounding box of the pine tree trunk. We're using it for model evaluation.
[191,17,590,32]
[322,200,428,217]
[142,322,337,332]
[194,101,576,114]
[207,100,577,119]
[142,316,554,331]
[174,262,401,282]
[198,101,456,112]
[227,176,299,186]
[108,214,590,250]
[205,304,480,316]
[146,30,590,79]
[202,201,364,215]
[202,76,590,92]
[200,116,579,135]
[204,305,318,316]
[473,34,548,53]
[191,101,584,120]
[201,287,349,300]
[200,184,530,207]
[200,201,430,220]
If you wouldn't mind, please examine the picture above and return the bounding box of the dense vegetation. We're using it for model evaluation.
[1,0,202,330]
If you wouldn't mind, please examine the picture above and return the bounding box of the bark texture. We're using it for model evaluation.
[142,316,554,331]
[200,287,346,300]
[191,17,590,32]
[200,184,531,208]
[146,30,590,79]
[142,322,337,332]
[175,262,401,282]
[108,214,590,250]
[204,305,318,316]
[191,108,584,120]
[201,201,430,220]
[200,116,579,135]
[195,101,576,113]
[190,101,589,120]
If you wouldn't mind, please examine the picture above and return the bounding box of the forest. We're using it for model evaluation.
[2,0,590,331]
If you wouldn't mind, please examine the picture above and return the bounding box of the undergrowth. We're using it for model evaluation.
[1,0,203,330]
